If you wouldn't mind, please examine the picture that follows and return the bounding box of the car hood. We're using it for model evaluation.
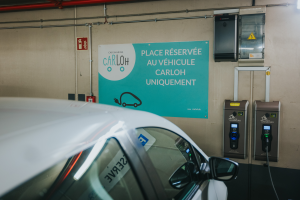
[0,97,208,196]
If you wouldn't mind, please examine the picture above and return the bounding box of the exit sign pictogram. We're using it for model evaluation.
[77,37,88,50]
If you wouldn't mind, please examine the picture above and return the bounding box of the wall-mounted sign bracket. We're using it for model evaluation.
[234,67,270,102]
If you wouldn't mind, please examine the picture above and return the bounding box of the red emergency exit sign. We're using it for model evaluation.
[77,37,88,50]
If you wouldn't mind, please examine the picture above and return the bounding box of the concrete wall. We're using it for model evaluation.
[0,0,299,171]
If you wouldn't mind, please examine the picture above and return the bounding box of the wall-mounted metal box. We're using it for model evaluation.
[254,101,280,162]
[238,14,265,63]
[223,100,249,159]
[214,15,238,62]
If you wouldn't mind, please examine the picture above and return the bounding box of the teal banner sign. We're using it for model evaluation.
[98,41,209,118]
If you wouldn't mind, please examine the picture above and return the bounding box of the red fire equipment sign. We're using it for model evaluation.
[77,38,88,50]
[86,96,96,103]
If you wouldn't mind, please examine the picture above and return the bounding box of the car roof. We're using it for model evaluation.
[0,97,208,196]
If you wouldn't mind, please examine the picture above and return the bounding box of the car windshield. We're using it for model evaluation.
[0,138,144,200]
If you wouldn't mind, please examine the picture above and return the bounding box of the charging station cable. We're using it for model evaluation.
[265,141,280,200]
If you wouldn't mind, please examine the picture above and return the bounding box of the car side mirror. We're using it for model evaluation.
[209,157,239,181]
[169,162,195,189]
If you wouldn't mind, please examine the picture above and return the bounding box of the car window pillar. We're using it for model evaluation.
[123,129,168,200]
[115,129,166,200]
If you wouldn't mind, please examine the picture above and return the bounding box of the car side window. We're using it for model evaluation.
[136,128,203,200]
[1,138,145,200]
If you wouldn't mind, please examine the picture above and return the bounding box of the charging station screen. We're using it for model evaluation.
[231,124,238,128]
[264,125,271,130]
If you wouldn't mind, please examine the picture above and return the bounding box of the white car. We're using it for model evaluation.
[0,98,239,200]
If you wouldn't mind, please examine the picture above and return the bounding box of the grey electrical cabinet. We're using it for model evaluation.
[214,15,238,62]
[223,100,249,159]
[254,101,280,162]
[238,14,265,62]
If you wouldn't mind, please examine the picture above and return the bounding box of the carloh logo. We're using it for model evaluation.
[99,44,136,81]
[260,115,274,124]
[228,114,241,122]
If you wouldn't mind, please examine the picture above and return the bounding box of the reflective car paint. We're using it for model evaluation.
[0,97,227,199]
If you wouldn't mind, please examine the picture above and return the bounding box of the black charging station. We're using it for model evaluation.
[254,101,281,162]
[223,100,249,159]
